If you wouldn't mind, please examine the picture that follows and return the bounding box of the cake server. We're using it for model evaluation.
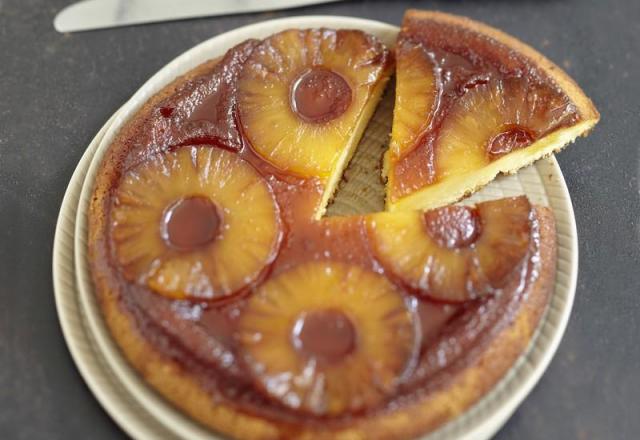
[54,0,343,33]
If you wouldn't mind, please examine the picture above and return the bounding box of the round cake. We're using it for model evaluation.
[88,10,598,439]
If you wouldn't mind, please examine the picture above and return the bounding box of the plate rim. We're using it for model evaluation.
[54,15,579,440]
[52,112,181,440]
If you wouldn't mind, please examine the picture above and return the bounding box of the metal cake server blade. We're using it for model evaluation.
[54,0,342,33]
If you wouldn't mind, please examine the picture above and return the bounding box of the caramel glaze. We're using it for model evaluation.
[390,18,581,199]
[98,37,542,428]
[119,39,260,170]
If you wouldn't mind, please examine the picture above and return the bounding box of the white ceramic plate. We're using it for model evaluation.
[53,112,182,439]
[54,16,579,440]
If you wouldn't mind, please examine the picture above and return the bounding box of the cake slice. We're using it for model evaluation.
[384,10,599,211]
[237,29,393,218]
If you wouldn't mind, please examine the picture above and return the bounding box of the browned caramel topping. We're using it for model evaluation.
[187,89,224,124]
[487,126,535,158]
[292,309,357,363]
[162,196,221,250]
[138,39,260,157]
[290,68,352,123]
[423,205,481,249]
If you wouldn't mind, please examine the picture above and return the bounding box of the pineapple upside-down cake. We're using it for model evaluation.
[88,10,598,439]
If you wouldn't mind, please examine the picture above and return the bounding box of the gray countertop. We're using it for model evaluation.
[2,0,639,438]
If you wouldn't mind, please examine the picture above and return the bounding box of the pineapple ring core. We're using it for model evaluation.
[291,308,357,364]
[486,125,535,158]
[161,195,222,251]
[422,205,481,249]
[290,67,353,124]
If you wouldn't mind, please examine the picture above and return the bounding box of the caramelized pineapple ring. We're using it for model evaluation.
[237,28,390,178]
[436,77,577,180]
[367,196,532,302]
[238,262,417,416]
[111,146,281,300]
[388,40,438,161]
